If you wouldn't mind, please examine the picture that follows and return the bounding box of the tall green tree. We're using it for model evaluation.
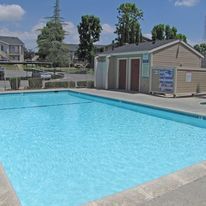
[194,43,206,56]
[176,33,187,43]
[152,24,165,41]
[37,0,69,67]
[115,3,143,46]
[165,25,177,40]
[77,15,102,64]
[151,24,187,43]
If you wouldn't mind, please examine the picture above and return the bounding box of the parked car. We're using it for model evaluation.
[40,72,52,80]
[32,70,52,80]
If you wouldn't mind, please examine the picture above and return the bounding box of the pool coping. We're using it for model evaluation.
[0,164,21,206]
[84,161,206,206]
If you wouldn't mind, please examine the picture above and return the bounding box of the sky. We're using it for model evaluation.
[0,0,205,50]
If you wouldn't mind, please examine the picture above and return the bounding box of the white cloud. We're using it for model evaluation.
[143,33,152,39]
[0,21,116,49]
[102,24,115,34]
[0,21,45,49]
[63,21,79,44]
[174,0,200,7]
[0,4,25,21]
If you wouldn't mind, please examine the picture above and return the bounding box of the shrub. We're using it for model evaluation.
[67,68,87,74]
[9,78,21,90]
[28,78,42,89]
[77,81,87,87]
[68,81,75,88]
[77,80,94,88]
[45,81,75,89]
[87,81,94,88]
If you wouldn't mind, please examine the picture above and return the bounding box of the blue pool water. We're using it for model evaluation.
[0,91,206,206]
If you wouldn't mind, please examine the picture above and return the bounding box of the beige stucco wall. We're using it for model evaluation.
[176,69,206,93]
[107,54,151,93]
[153,43,202,68]
[151,69,162,93]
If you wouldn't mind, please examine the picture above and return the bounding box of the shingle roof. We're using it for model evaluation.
[0,36,24,45]
[101,39,177,55]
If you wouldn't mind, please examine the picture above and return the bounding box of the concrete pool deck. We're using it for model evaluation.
[0,164,20,206]
[86,161,206,206]
[70,89,206,117]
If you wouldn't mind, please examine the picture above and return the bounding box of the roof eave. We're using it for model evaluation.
[97,51,149,57]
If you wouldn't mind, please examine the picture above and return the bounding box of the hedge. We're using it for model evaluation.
[76,80,94,88]
[45,81,75,89]
[28,78,43,89]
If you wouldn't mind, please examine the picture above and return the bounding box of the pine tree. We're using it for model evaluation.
[37,0,69,67]
[77,15,102,64]
[115,3,143,46]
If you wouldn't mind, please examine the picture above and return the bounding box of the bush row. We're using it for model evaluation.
[44,81,75,89]
[76,80,94,88]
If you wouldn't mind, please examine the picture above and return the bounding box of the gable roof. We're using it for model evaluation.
[99,39,204,58]
[0,36,24,45]
[100,39,176,55]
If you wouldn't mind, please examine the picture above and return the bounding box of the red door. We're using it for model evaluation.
[118,60,126,90]
[130,59,140,91]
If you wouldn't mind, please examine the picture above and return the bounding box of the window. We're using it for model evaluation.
[9,45,19,54]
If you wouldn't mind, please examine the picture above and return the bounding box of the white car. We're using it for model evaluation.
[40,72,52,80]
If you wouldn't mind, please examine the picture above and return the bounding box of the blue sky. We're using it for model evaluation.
[0,0,205,49]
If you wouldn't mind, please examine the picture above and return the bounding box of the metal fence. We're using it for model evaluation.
[0,67,95,92]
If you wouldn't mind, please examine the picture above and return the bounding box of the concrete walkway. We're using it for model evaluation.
[71,89,206,116]
[86,162,206,206]
[0,164,20,206]
[139,177,206,206]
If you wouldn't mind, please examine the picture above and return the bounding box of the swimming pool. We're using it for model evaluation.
[0,91,205,206]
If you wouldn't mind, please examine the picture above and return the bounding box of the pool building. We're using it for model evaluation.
[95,39,206,96]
